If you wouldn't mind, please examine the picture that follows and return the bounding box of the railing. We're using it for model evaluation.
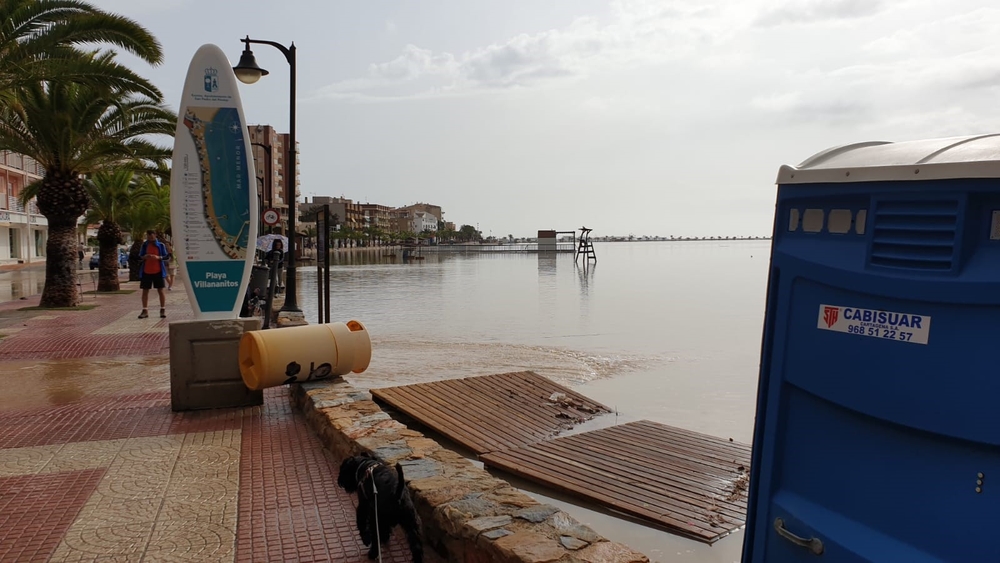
[0,151,42,175]
[3,197,39,214]
[423,242,575,253]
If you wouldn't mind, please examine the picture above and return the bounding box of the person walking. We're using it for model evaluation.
[138,230,168,319]
[265,239,285,293]
[164,240,177,291]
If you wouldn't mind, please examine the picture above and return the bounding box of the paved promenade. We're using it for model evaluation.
[0,279,419,562]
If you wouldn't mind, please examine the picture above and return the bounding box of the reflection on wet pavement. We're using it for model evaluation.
[0,266,46,303]
[0,356,169,412]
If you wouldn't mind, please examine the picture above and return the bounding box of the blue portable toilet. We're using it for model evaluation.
[743,134,1000,563]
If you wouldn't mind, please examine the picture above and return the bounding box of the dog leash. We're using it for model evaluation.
[366,464,383,563]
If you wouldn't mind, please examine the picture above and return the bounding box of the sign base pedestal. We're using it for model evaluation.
[169,318,263,411]
[276,310,308,328]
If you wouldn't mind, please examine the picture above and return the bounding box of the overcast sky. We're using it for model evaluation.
[98,0,1000,237]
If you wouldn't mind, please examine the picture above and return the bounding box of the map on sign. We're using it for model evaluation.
[181,106,251,259]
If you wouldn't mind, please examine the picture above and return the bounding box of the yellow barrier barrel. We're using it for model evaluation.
[238,320,372,391]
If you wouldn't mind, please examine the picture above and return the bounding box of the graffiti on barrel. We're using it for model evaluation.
[283,361,335,385]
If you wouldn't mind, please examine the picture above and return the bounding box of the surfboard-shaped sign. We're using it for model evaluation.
[170,44,257,320]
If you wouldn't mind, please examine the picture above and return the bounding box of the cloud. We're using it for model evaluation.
[311,2,739,102]
[312,28,590,101]
[863,8,1000,56]
[753,0,887,27]
[99,0,194,15]
[750,90,870,125]
[369,45,458,81]
[307,0,1000,147]
[462,32,577,87]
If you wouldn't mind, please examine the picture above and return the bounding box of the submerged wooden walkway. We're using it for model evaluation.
[481,420,751,543]
[371,371,611,454]
[372,371,751,543]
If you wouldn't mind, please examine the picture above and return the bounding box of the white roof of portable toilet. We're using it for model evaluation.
[777,133,1000,184]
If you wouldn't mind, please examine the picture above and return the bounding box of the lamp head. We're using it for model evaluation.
[233,37,269,84]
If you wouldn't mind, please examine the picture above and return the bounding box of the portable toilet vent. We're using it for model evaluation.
[743,134,1000,563]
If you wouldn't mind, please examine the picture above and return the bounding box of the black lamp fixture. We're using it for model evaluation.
[233,35,300,313]
[232,38,269,84]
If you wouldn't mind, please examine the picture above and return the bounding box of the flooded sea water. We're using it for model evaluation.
[0,264,46,303]
[297,240,772,563]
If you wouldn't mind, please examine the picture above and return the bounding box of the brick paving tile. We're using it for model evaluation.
[0,283,430,562]
[0,468,106,563]
[236,391,419,563]
[0,281,192,361]
[0,393,245,450]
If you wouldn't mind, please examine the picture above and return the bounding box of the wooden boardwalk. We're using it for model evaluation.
[371,371,611,454]
[481,420,752,543]
[373,372,751,543]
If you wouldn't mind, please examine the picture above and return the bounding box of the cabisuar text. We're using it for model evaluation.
[841,307,923,329]
[817,304,931,345]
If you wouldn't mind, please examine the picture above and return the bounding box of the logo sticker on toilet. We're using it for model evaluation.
[817,304,931,345]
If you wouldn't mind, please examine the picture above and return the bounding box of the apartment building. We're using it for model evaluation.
[307,196,364,231]
[299,198,450,236]
[248,125,300,234]
[390,203,445,233]
[0,151,47,264]
[396,203,443,225]
[389,209,439,234]
[360,203,392,232]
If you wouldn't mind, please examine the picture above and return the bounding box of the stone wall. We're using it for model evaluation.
[291,380,649,563]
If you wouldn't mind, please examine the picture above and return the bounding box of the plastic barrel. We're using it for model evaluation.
[238,320,371,391]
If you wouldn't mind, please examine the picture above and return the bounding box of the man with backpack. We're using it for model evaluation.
[138,230,169,319]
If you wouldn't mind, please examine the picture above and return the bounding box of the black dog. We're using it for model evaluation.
[337,452,423,562]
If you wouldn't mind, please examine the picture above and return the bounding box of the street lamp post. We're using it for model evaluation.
[233,35,301,314]
[254,177,263,235]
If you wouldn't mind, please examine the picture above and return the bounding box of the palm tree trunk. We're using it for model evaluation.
[96,221,121,291]
[128,241,142,282]
[40,220,81,308]
[36,170,90,308]
[97,240,120,291]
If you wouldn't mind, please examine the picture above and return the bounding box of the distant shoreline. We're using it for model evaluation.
[588,236,771,242]
[294,237,773,258]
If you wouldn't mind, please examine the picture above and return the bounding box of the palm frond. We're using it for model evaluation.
[84,167,134,225]
[0,0,163,95]
[0,75,176,176]
[1,0,162,64]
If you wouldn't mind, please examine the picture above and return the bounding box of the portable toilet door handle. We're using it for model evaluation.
[774,518,825,556]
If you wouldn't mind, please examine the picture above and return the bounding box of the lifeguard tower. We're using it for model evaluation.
[574,226,596,265]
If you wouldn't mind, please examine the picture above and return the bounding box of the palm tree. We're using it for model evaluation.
[0,0,164,99]
[5,76,175,306]
[83,168,135,291]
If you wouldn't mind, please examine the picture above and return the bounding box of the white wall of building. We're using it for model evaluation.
[0,210,48,264]
[411,212,438,233]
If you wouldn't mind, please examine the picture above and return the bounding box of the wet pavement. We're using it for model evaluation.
[0,279,421,562]
[0,262,47,303]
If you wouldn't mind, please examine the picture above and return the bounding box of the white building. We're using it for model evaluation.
[413,211,438,233]
[0,151,47,265]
